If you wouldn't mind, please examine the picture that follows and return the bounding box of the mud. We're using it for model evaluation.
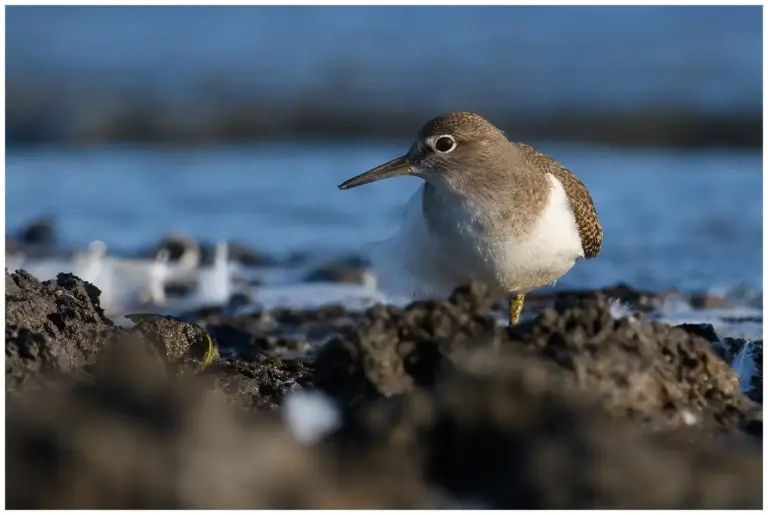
[5,270,763,509]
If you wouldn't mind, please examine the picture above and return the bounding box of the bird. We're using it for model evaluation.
[337,112,602,327]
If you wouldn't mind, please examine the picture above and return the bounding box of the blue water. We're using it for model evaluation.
[6,6,761,116]
[6,143,762,293]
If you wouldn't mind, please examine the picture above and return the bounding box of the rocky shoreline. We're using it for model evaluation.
[7,96,761,149]
[5,269,762,509]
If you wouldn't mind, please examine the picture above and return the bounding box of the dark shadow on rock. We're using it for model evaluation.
[6,340,429,509]
[331,364,762,509]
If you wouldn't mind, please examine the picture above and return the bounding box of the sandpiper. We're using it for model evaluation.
[338,112,602,327]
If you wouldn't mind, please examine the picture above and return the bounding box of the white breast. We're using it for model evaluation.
[495,173,584,291]
[367,174,584,300]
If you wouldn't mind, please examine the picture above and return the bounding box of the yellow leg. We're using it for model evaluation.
[508,293,525,327]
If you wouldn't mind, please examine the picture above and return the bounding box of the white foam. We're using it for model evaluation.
[730,340,759,394]
[182,240,234,308]
[251,281,396,312]
[608,297,636,321]
[650,293,763,341]
[681,410,699,426]
[282,390,341,444]
[9,240,235,317]
[145,249,170,306]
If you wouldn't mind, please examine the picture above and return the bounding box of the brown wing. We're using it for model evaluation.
[516,143,602,258]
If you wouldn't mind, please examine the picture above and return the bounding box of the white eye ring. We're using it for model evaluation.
[433,135,456,153]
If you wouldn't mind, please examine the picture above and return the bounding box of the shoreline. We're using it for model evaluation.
[7,102,762,149]
[6,269,762,508]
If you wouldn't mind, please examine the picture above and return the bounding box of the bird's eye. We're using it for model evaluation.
[433,135,456,153]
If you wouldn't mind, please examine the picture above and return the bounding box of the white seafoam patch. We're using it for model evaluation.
[282,390,341,444]
[730,340,759,394]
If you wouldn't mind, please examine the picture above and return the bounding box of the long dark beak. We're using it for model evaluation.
[338,155,412,190]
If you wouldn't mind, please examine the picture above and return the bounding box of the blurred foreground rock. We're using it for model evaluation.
[5,270,763,509]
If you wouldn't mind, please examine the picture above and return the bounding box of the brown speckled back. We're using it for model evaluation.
[515,143,603,258]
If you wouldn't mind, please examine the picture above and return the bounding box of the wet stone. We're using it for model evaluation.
[303,255,371,284]
[128,316,218,365]
[200,240,277,267]
[689,292,731,309]
[515,293,758,432]
[676,322,719,342]
[6,270,114,390]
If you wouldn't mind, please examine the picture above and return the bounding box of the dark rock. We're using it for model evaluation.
[676,322,719,342]
[19,216,57,245]
[314,283,509,406]
[5,324,57,385]
[176,292,255,323]
[228,292,254,312]
[518,293,757,431]
[335,367,762,509]
[203,306,337,359]
[209,323,312,359]
[272,304,359,325]
[206,323,253,353]
[128,315,218,365]
[5,272,763,509]
[303,255,370,284]
[315,283,759,435]
[304,266,369,284]
[689,292,731,309]
[6,270,114,390]
[202,355,314,411]
[148,233,199,262]
[5,269,313,413]
[195,303,363,360]
[284,250,312,266]
[164,281,195,297]
[143,234,276,267]
[523,282,675,313]
[198,240,276,267]
[6,340,427,509]
[226,241,277,267]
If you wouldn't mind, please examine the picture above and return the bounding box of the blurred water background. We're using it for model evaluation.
[5,6,763,335]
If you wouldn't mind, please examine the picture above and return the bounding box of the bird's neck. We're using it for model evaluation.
[421,162,550,237]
